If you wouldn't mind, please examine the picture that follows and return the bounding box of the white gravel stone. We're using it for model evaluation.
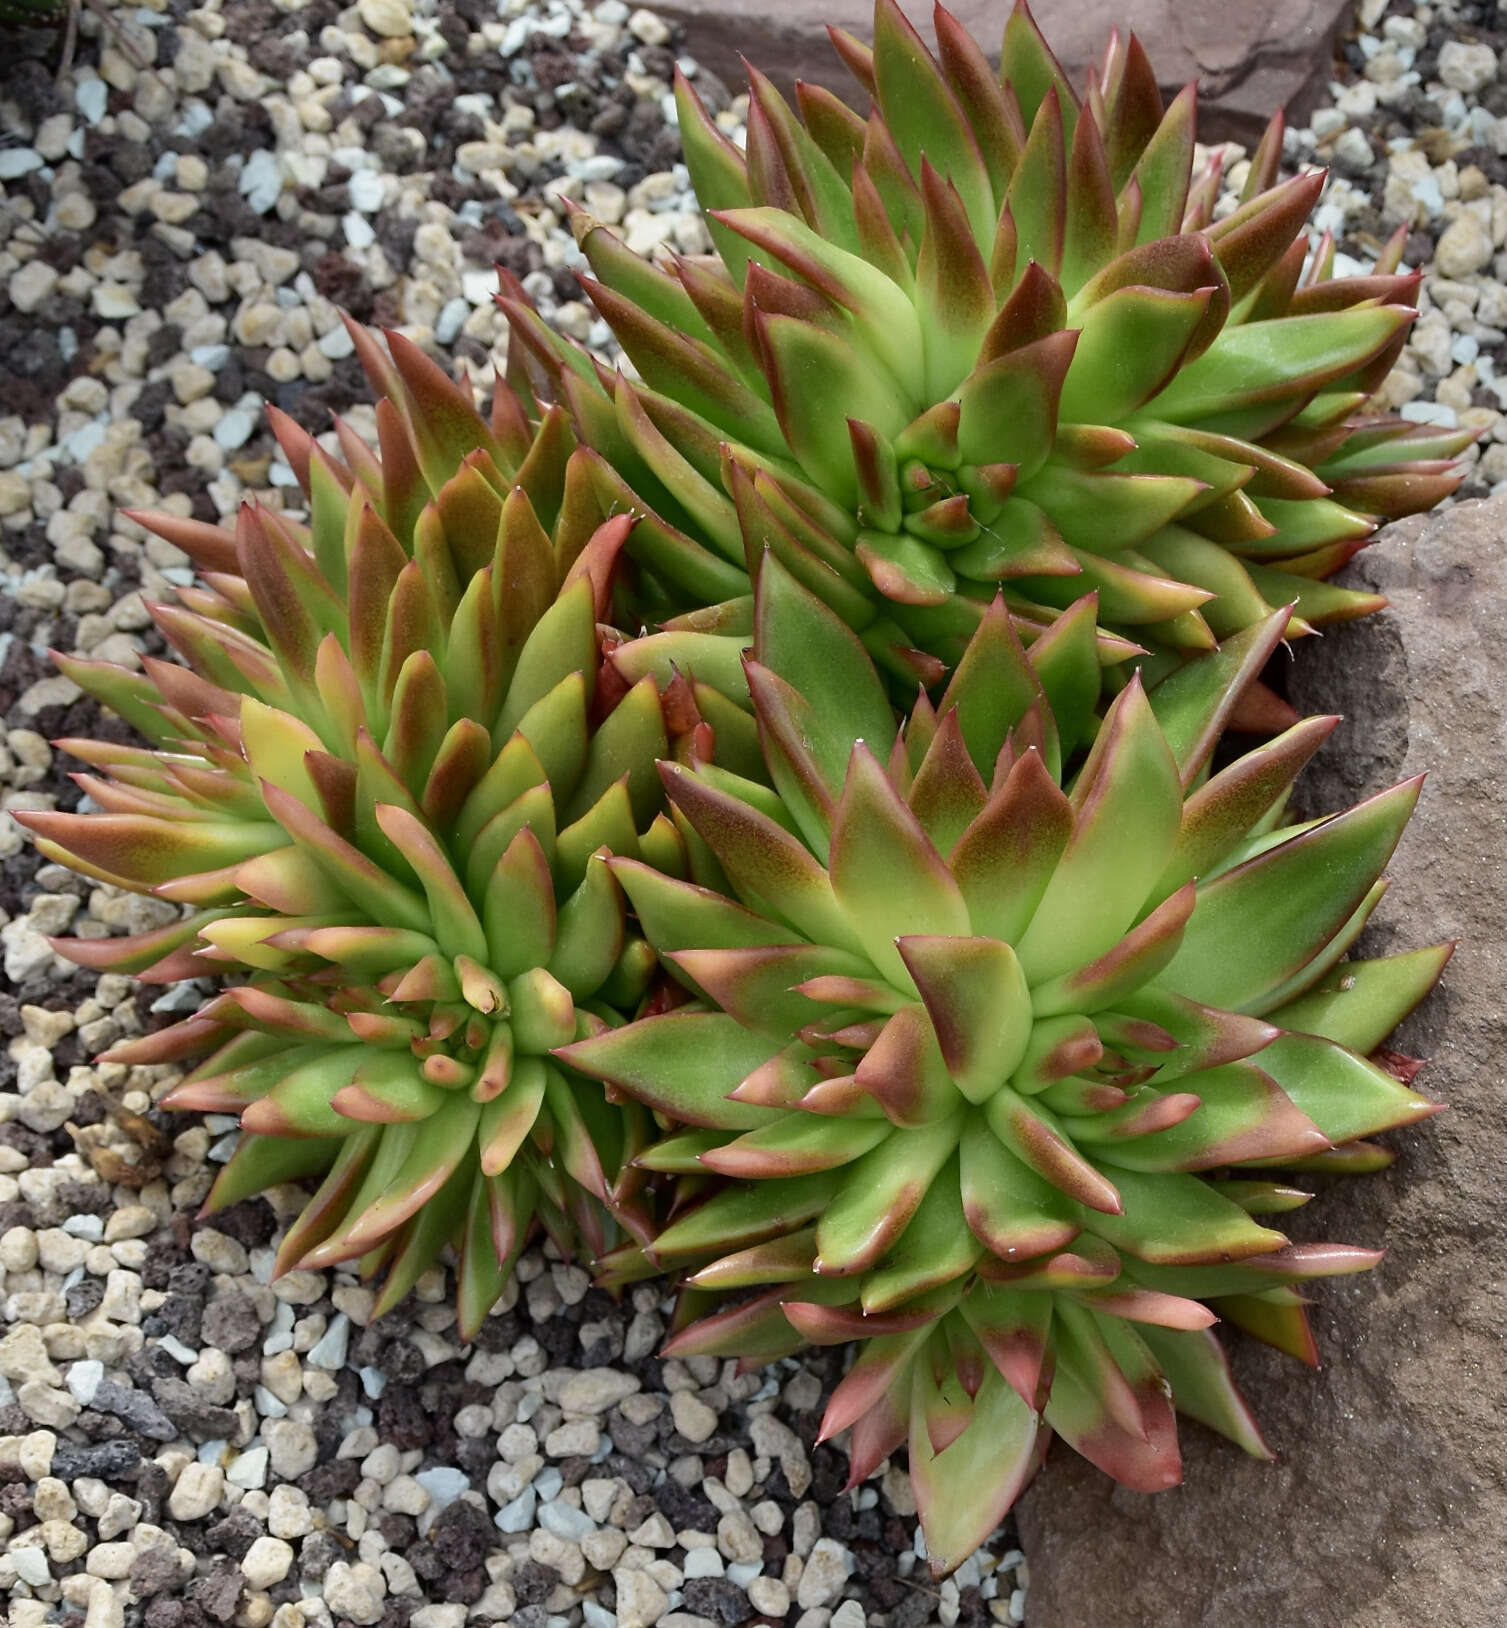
[716,1508,763,1565]
[0,147,43,179]
[410,1609,465,1628]
[242,1536,295,1589]
[0,1226,38,1270]
[307,1313,350,1369]
[670,1390,719,1443]
[748,1576,790,1615]
[84,1577,124,1628]
[9,262,59,314]
[192,1228,250,1274]
[14,1546,51,1586]
[495,1484,537,1532]
[796,1537,853,1608]
[263,1418,318,1479]
[558,1368,641,1414]
[74,77,107,122]
[349,170,385,212]
[358,0,413,37]
[628,7,670,46]
[1436,213,1495,278]
[240,150,283,214]
[266,1484,313,1539]
[66,1359,105,1406]
[92,284,142,319]
[1439,40,1499,93]
[382,1474,430,1515]
[168,1462,225,1522]
[318,322,356,359]
[96,1493,141,1541]
[85,1541,136,1579]
[540,1498,596,1540]
[226,1447,269,1490]
[413,1466,468,1509]
[19,1380,79,1429]
[614,1565,670,1626]
[0,1324,63,1387]
[323,1561,387,1624]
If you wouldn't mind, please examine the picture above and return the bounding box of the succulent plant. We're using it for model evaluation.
[560,558,1448,1570]
[502,0,1466,689]
[13,1,1457,1565]
[15,327,766,1336]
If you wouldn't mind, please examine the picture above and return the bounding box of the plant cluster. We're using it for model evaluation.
[26,1,1460,1574]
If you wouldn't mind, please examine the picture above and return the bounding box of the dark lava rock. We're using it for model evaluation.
[186,1559,244,1618]
[375,1387,432,1451]
[655,1477,719,1533]
[152,1377,238,1441]
[91,1381,178,1442]
[200,1509,264,1561]
[296,1458,362,1502]
[198,1290,261,1354]
[510,1560,559,1606]
[682,1578,754,1625]
[50,1438,142,1482]
[429,1499,493,1573]
[128,1545,184,1598]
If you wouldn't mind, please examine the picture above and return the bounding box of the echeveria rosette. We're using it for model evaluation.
[16,328,760,1337]
[560,557,1449,1571]
[502,0,1467,688]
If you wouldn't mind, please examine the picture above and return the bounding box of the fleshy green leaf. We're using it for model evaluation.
[1157,778,1422,1013]
[830,745,970,987]
[556,1012,778,1130]
[1015,678,1182,982]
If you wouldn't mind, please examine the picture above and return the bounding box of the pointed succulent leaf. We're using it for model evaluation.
[557,1012,779,1131]
[1087,1166,1287,1265]
[1158,778,1423,1013]
[754,552,897,794]
[1044,1306,1181,1490]
[1137,1324,1272,1457]
[1268,944,1452,1054]
[1031,882,1197,1016]
[985,1087,1124,1215]
[852,1003,959,1127]
[830,743,971,986]
[1157,715,1339,897]
[662,762,866,954]
[872,0,995,243]
[1250,1032,1438,1144]
[1015,678,1182,982]
[910,1365,1042,1578]
[1060,284,1214,423]
[653,1171,842,1259]
[950,748,1074,943]
[960,1124,1082,1264]
[896,934,1033,1101]
[701,1112,890,1178]
[956,332,1077,478]
[1087,1060,1329,1171]
[815,1111,963,1275]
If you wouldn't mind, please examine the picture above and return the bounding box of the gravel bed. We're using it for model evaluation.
[0,0,1502,1624]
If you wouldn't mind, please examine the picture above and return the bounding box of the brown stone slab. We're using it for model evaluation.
[1016,499,1507,1627]
[665,0,1358,145]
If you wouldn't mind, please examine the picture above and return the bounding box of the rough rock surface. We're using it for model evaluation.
[660,0,1359,142]
[1017,497,1507,1628]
